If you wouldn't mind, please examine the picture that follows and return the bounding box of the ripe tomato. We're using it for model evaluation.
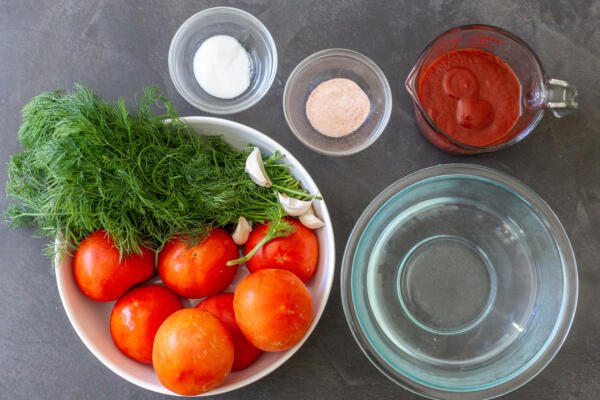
[158,228,239,298]
[109,285,182,364]
[73,230,155,301]
[245,218,319,282]
[197,293,262,371]
[152,308,234,396]
[234,269,313,352]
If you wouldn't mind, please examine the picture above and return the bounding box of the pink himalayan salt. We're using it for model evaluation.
[305,78,371,138]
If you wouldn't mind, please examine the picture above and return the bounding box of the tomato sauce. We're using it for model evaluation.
[417,48,521,147]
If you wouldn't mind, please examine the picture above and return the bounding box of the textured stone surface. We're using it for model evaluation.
[1,1,599,399]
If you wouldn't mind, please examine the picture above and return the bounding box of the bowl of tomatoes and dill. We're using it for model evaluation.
[53,116,335,396]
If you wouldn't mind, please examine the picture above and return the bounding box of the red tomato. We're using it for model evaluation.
[197,293,262,371]
[234,269,314,352]
[73,230,155,301]
[109,285,182,364]
[158,228,239,298]
[245,218,319,282]
[152,308,234,396]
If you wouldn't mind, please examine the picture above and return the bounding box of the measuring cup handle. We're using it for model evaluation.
[545,78,578,118]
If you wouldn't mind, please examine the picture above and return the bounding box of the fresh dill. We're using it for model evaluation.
[6,85,313,261]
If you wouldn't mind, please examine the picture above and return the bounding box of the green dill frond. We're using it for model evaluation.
[5,85,313,258]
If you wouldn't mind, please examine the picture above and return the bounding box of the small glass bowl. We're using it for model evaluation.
[168,7,277,114]
[283,49,392,156]
[341,164,578,400]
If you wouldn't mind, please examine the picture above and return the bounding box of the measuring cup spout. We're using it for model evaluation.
[545,79,578,118]
[405,63,420,106]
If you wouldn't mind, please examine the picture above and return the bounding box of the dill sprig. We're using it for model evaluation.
[6,85,313,260]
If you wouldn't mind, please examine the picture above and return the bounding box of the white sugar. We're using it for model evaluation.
[193,35,251,99]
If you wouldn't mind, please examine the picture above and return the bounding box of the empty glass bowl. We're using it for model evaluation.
[341,164,578,400]
[283,49,392,156]
[168,7,277,114]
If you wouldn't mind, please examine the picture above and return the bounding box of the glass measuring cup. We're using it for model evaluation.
[405,25,578,154]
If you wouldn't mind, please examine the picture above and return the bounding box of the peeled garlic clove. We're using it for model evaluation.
[245,147,272,188]
[232,216,252,245]
[299,206,324,229]
[278,192,312,216]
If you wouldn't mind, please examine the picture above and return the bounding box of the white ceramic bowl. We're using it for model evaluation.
[55,117,335,396]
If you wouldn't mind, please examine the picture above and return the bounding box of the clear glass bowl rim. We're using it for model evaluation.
[168,6,278,115]
[340,163,578,400]
[283,48,392,156]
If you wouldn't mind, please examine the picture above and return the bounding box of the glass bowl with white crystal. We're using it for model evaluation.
[169,7,278,114]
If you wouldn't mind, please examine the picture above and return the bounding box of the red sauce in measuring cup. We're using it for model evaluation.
[417,48,521,147]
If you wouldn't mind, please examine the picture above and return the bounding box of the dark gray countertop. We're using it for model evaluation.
[1,1,599,399]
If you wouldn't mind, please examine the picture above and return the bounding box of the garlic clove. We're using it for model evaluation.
[232,216,252,245]
[245,147,272,188]
[299,206,324,229]
[278,192,312,217]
